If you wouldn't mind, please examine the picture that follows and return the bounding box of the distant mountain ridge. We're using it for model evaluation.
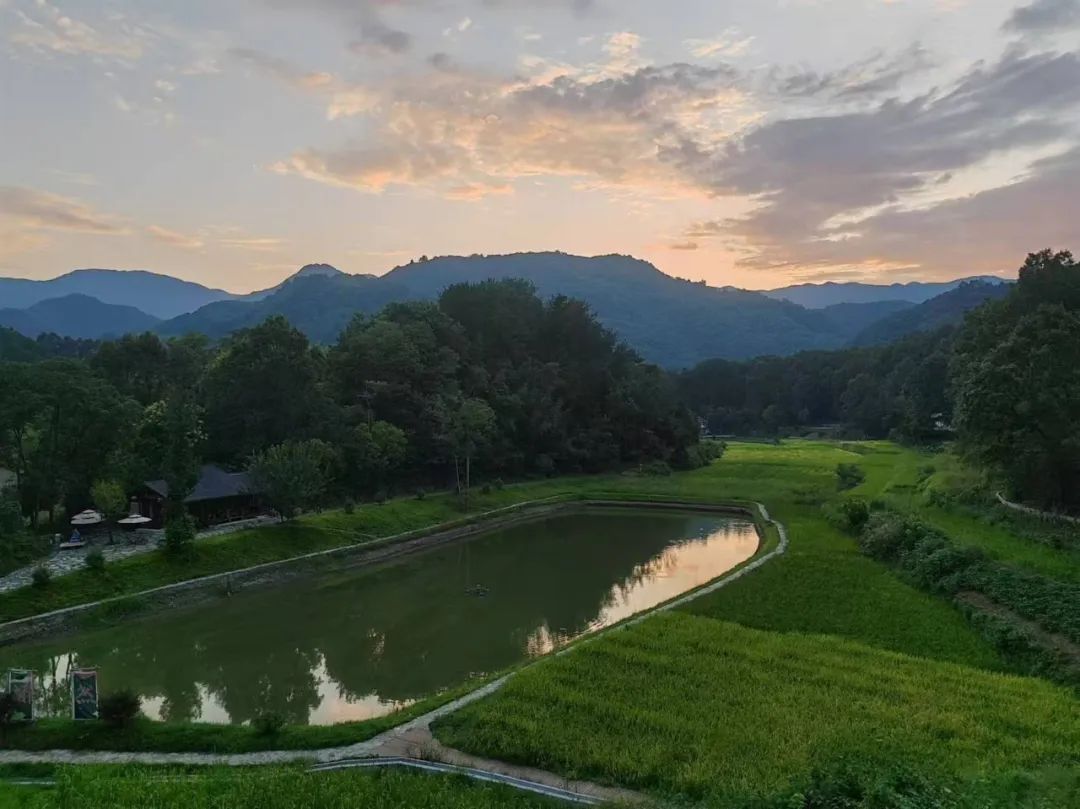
[0,256,1015,367]
[851,280,1012,346]
[0,294,160,340]
[767,276,1011,309]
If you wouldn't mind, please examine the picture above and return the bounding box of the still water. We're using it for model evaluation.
[6,508,757,725]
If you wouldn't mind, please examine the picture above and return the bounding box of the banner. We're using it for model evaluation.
[72,670,99,720]
[6,669,34,721]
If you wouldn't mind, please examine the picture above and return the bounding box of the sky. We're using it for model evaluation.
[1,0,1078,293]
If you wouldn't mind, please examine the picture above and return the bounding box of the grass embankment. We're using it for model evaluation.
[858,444,1080,583]
[0,765,563,809]
[0,674,488,754]
[435,612,1080,802]
[0,482,596,624]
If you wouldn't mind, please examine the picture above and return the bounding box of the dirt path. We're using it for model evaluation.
[956,590,1080,668]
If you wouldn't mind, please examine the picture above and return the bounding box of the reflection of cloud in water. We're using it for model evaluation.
[524,521,757,654]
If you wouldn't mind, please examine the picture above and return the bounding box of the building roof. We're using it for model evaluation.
[144,465,257,503]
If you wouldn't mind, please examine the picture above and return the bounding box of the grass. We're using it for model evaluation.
[860,444,1080,582]
[434,612,1080,803]
[0,673,490,754]
[0,765,563,808]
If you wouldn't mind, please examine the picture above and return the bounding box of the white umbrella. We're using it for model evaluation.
[70,510,104,526]
[117,515,152,526]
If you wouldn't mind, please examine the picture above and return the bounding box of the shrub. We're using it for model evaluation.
[84,550,106,573]
[836,463,865,491]
[164,513,196,557]
[493,478,505,491]
[343,498,355,515]
[0,692,16,731]
[534,454,556,477]
[640,460,672,477]
[414,488,426,501]
[374,489,388,505]
[837,497,870,534]
[480,483,492,495]
[31,566,51,588]
[252,712,286,736]
[98,690,141,729]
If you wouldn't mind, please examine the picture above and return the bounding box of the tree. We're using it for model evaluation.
[444,398,496,508]
[249,440,335,520]
[952,250,1080,510]
[203,317,327,463]
[348,421,408,494]
[90,479,127,544]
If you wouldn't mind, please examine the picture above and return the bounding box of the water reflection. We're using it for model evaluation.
[5,508,757,725]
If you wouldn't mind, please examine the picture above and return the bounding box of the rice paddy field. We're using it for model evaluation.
[0,765,564,809]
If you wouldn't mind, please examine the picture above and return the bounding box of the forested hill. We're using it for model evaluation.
[851,280,1013,346]
[0,294,161,340]
[158,253,906,367]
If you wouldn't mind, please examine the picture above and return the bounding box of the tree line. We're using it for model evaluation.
[0,280,701,553]
[678,250,1080,511]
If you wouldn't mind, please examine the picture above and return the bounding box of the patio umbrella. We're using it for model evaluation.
[70,510,104,526]
[117,515,152,526]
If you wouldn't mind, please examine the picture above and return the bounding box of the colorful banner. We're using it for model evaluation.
[72,670,99,720]
[6,669,34,721]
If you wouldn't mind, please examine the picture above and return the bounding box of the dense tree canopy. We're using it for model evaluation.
[0,281,702,528]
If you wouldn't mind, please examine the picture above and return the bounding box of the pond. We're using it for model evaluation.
[5,507,758,726]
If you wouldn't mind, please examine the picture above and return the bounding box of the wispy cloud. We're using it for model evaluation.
[1004,0,1080,32]
[146,225,204,249]
[0,186,127,234]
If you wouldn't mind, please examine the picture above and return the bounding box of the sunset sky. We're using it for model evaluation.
[1,0,1078,293]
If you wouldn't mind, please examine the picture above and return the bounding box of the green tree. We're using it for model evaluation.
[348,421,408,494]
[952,250,1080,510]
[249,439,335,521]
[444,398,496,509]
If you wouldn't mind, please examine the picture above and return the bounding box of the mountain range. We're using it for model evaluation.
[0,254,1013,367]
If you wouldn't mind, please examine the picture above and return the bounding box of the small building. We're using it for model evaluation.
[134,465,261,528]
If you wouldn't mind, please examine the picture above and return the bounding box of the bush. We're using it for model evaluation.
[835,497,870,534]
[252,712,286,736]
[342,498,355,515]
[98,690,141,729]
[836,463,865,491]
[0,692,16,731]
[493,478,505,491]
[374,489,388,505]
[31,566,51,588]
[414,488,426,501]
[164,513,196,557]
[640,460,672,477]
[84,550,106,573]
[480,483,492,495]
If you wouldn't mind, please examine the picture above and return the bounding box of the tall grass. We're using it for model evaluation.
[0,765,563,808]
[435,612,1080,803]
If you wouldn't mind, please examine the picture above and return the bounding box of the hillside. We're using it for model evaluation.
[0,295,161,340]
[767,276,1010,308]
[851,280,1012,346]
[0,327,41,362]
[0,269,237,319]
[157,273,412,344]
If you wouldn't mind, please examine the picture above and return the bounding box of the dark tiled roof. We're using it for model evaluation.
[143,465,257,503]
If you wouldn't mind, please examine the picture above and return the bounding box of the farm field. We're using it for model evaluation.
[435,612,1080,802]
[0,765,563,809]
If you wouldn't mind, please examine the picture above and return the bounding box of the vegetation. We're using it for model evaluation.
[248,439,336,520]
[0,764,562,809]
[435,612,1079,803]
[97,691,141,729]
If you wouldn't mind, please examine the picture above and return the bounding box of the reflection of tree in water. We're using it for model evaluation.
[7,512,751,724]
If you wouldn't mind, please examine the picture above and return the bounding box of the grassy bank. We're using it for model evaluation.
[0,673,494,754]
[0,764,564,809]
[434,612,1080,803]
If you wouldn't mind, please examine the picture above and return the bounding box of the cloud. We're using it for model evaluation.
[764,44,934,101]
[217,237,286,252]
[269,59,745,196]
[687,30,755,60]
[444,181,514,200]
[674,48,1080,274]
[1004,0,1080,32]
[668,241,699,251]
[0,186,127,234]
[146,225,204,249]
[230,48,334,90]
[7,0,150,62]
